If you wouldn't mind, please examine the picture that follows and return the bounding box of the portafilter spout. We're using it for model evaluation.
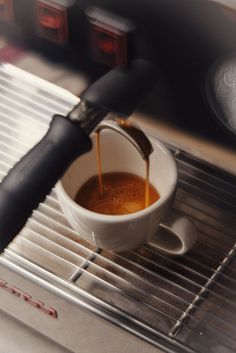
[95,118,153,161]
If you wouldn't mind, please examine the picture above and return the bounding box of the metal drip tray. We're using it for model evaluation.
[0,63,236,353]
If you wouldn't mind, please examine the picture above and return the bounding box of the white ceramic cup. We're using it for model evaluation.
[56,130,197,254]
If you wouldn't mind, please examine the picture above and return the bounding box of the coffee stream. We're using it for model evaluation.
[75,130,160,215]
[96,131,103,195]
[96,131,150,208]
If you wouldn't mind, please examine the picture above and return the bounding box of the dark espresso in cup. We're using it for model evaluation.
[75,172,160,215]
[75,128,160,215]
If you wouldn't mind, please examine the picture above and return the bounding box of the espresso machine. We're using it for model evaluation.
[0,1,236,353]
[1,0,236,137]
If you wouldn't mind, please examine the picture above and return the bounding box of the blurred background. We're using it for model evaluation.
[0,2,236,353]
[0,0,236,171]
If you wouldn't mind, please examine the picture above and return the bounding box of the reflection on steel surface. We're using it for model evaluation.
[0,64,236,353]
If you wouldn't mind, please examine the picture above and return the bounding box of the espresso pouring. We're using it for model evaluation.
[75,128,160,215]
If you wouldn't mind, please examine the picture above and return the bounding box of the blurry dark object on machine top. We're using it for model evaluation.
[1,0,236,145]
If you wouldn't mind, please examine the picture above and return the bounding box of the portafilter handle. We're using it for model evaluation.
[0,60,156,253]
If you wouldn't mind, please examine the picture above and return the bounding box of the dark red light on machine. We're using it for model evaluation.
[0,0,14,22]
[87,7,134,67]
[36,1,68,44]
[39,12,63,30]
[90,25,128,67]
[98,37,118,55]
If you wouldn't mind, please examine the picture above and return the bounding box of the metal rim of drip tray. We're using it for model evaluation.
[0,63,236,353]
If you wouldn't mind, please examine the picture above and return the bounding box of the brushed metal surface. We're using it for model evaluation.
[0,63,236,353]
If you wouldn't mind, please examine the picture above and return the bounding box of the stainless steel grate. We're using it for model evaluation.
[0,63,236,353]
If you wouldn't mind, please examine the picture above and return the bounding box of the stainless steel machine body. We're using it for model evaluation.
[0,64,236,353]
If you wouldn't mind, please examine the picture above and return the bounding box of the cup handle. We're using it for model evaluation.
[149,210,198,255]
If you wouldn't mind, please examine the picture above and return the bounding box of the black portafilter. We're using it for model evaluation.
[0,59,157,253]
